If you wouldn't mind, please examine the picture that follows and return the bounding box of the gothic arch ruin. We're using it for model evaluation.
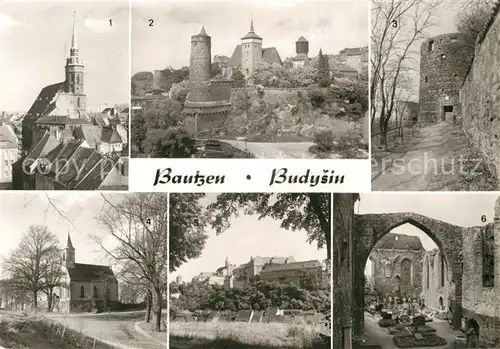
[353,213,464,336]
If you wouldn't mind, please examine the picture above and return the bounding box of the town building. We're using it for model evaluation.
[228,20,283,77]
[291,36,309,68]
[338,46,369,75]
[12,13,128,190]
[56,234,119,313]
[0,124,20,188]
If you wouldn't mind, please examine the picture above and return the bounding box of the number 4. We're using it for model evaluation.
[146,218,151,225]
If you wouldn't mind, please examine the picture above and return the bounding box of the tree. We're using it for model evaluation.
[142,98,183,130]
[3,225,62,311]
[142,127,196,158]
[231,68,246,87]
[169,80,190,107]
[317,49,331,87]
[371,0,439,150]
[456,0,495,52]
[169,193,209,272]
[207,193,332,259]
[96,194,168,332]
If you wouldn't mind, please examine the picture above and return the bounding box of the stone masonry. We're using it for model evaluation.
[368,233,424,299]
[333,196,500,347]
[419,33,474,124]
[460,3,500,188]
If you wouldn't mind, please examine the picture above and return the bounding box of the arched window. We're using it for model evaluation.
[93,286,98,299]
[440,255,445,287]
[80,286,85,298]
[428,40,435,52]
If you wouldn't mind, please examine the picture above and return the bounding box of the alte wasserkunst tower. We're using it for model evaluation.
[22,12,90,153]
[182,26,233,137]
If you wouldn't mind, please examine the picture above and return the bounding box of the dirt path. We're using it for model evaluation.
[371,123,475,191]
[48,312,165,349]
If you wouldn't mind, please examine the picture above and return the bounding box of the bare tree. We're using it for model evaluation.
[3,225,62,311]
[456,0,496,50]
[371,0,438,150]
[95,193,168,332]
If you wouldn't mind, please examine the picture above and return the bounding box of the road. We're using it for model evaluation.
[371,123,473,191]
[48,310,166,349]
[224,140,316,159]
[364,313,458,349]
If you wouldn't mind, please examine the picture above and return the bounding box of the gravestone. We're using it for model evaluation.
[236,310,254,323]
[413,315,426,327]
[382,312,392,320]
[251,310,263,323]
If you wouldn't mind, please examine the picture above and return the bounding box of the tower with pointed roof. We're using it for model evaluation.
[241,19,263,76]
[187,25,212,103]
[64,232,75,269]
[293,36,309,68]
[64,12,86,111]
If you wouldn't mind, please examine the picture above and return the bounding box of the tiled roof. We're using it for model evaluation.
[229,45,282,67]
[375,233,424,251]
[24,132,60,168]
[26,82,65,118]
[260,260,322,273]
[339,46,368,56]
[73,125,102,148]
[35,114,91,126]
[297,36,308,43]
[101,127,122,144]
[67,263,116,282]
[0,125,18,149]
[55,147,96,185]
[73,155,120,190]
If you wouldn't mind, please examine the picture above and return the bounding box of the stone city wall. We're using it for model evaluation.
[460,4,500,186]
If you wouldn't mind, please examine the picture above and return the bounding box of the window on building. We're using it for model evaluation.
[428,40,435,52]
[426,259,430,289]
[93,286,98,299]
[440,255,445,287]
[425,76,428,83]
[80,286,85,298]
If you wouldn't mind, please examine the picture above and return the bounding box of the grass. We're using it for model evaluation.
[0,314,116,349]
[169,320,329,349]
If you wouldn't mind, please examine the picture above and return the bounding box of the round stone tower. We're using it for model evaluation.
[418,33,474,124]
[296,36,309,56]
[187,25,212,103]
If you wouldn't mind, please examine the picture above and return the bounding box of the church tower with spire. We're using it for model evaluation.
[63,232,75,269]
[65,12,86,111]
[241,19,263,76]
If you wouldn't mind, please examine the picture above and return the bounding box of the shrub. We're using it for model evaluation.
[392,333,446,348]
[378,318,396,328]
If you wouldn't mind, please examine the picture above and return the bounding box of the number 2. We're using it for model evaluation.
[149,19,154,27]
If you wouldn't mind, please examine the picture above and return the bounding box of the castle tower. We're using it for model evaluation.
[241,19,263,76]
[64,12,86,111]
[63,232,75,269]
[296,36,309,56]
[187,25,212,103]
[418,33,474,124]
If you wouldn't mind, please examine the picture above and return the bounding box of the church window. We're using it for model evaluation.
[93,286,98,298]
[80,286,85,298]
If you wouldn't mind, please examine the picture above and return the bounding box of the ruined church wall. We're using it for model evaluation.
[332,194,357,349]
[421,250,449,310]
[460,6,500,186]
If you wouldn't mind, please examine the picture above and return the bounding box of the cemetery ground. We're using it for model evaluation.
[169,319,328,349]
[371,122,497,191]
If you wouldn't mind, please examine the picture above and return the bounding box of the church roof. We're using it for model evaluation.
[67,263,116,282]
[23,131,60,168]
[26,82,66,118]
[242,20,261,40]
[375,233,424,251]
[228,45,283,67]
[66,234,74,250]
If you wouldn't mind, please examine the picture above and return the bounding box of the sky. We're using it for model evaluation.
[0,1,130,112]
[131,0,369,73]
[358,193,499,276]
[0,193,127,279]
[171,193,327,282]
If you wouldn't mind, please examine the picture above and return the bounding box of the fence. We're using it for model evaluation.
[371,122,422,149]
